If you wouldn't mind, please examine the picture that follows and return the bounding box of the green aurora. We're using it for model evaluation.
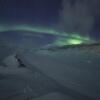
[0,24,95,46]
[53,34,94,46]
[0,24,67,36]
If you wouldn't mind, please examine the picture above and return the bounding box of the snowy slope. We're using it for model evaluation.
[0,44,100,100]
[16,44,100,100]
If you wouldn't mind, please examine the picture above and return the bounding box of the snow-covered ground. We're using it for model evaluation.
[0,44,100,100]
[31,92,73,100]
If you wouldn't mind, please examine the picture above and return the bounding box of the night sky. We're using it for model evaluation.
[0,0,100,43]
[0,1,100,100]
[0,0,62,26]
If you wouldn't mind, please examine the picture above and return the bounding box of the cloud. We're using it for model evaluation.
[58,0,100,34]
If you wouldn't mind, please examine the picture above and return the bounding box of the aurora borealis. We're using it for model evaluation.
[53,33,94,46]
[0,0,100,100]
[0,24,95,46]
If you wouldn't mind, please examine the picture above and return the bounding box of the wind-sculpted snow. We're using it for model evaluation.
[22,43,100,99]
[0,44,100,100]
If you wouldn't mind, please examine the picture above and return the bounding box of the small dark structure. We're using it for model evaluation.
[15,54,26,68]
